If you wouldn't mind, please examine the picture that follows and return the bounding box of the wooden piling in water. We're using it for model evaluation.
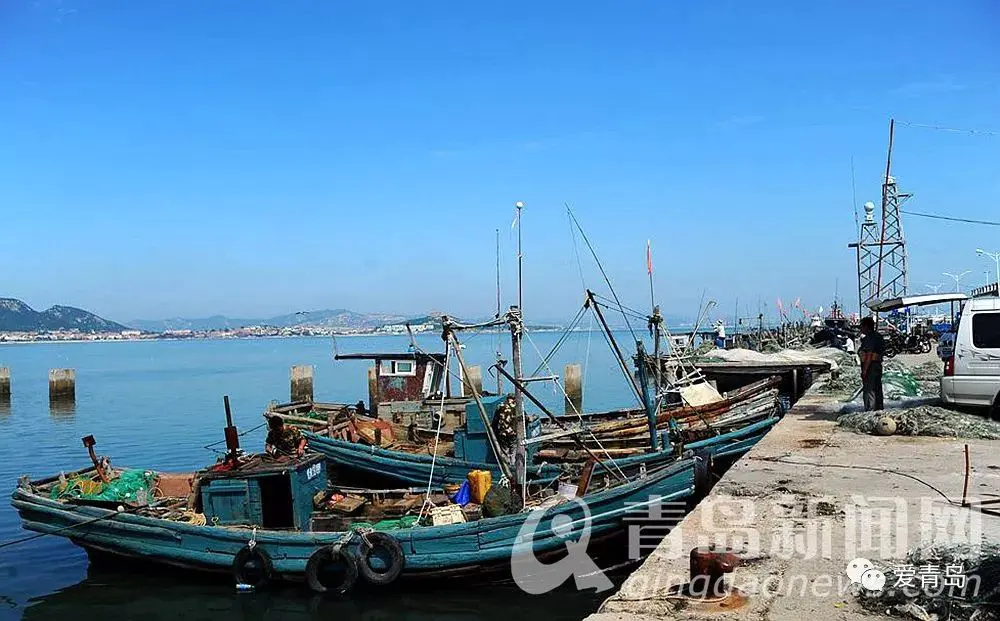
[0,367,9,399]
[367,366,378,415]
[290,365,314,403]
[564,363,583,415]
[49,368,75,402]
[463,365,483,397]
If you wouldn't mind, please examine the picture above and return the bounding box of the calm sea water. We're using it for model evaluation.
[0,333,638,620]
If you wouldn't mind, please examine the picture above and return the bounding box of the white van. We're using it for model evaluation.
[941,297,1000,412]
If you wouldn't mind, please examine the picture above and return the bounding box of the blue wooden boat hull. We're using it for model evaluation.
[306,415,780,485]
[11,459,697,583]
[308,433,563,486]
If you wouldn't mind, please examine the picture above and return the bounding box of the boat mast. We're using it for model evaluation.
[443,317,516,483]
[647,240,662,395]
[508,305,526,489]
[495,227,503,395]
[516,201,524,315]
[634,340,659,451]
[511,200,527,489]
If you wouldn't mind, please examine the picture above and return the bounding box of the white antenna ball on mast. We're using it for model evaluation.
[864,201,875,223]
[515,201,525,208]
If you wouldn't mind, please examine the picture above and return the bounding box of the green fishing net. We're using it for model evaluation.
[372,515,420,530]
[51,469,157,503]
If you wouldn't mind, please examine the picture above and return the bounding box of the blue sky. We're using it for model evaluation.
[1,1,997,325]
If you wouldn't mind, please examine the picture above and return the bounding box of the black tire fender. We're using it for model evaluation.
[357,532,405,586]
[305,544,359,596]
[232,545,273,589]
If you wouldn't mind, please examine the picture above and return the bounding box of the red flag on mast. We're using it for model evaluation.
[646,240,653,275]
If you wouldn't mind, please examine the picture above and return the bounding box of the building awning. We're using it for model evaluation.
[867,293,968,312]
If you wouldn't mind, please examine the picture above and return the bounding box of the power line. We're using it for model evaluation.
[902,210,1000,227]
[896,120,997,137]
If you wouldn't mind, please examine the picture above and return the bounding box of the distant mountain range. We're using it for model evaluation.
[130,310,564,333]
[0,295,574,335]
[0,298,129,333]
[127,309,412,332]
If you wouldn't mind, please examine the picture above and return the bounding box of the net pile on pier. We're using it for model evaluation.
[882,360,924,399]
[838,405,1000,440]
[909,360,945,394]
[698,347,846,370]
[857,543,1000,621]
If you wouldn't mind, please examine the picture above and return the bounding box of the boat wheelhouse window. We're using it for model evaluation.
[380,360,417,376]
[972,312,1000,349]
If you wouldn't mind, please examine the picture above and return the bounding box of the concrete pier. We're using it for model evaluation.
[463,365,483,397]
[290,365,314,403]
[564,363,583,414]
[585,359,1000,621]
[0,367,9,399]
[48,368,75,402]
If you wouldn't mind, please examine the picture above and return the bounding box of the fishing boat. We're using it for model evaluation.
[265,349,476,439]
[275,308,782,487]
[271,213,783,487]
[11,394,700,595]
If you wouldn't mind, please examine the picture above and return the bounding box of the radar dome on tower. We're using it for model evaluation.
[864,201,876,223]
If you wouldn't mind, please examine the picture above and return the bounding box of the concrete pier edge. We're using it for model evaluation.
[584,365,1000,621]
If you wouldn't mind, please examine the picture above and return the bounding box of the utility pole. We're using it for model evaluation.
[976,249,1000,295]
[944,271,971,293]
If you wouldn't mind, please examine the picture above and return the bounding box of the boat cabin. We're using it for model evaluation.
[198,454,327,531]
[335,352,474,429]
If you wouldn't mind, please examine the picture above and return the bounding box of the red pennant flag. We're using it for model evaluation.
[646,240,653,275]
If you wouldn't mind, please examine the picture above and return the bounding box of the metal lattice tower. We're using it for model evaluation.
[854,201,882,313]
[875,171,911,302]
[848,119,911,317]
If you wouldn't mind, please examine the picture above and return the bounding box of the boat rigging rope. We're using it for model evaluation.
[590,293,650,323]
[565,205,641,346]
[203,421,268,452]
[528,304,588,378]
[419,344,453,522]
[567,210,596,406]
[0,505,136,550]
[582,312,594,406]
[522,330,628,481]
[588,312,644,407]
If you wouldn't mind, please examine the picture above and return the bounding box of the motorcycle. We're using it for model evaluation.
[883,330,932,358]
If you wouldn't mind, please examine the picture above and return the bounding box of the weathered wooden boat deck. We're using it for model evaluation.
[584,371,1000,621]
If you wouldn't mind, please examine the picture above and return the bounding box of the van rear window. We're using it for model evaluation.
[972,312,1000,348]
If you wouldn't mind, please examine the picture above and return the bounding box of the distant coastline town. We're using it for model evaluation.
[0,321,446,344]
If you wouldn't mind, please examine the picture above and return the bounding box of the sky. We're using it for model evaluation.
[1,1,998,326]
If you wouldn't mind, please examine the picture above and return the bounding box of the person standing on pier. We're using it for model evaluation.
[714,320,727,349]
[858,316,885,411]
